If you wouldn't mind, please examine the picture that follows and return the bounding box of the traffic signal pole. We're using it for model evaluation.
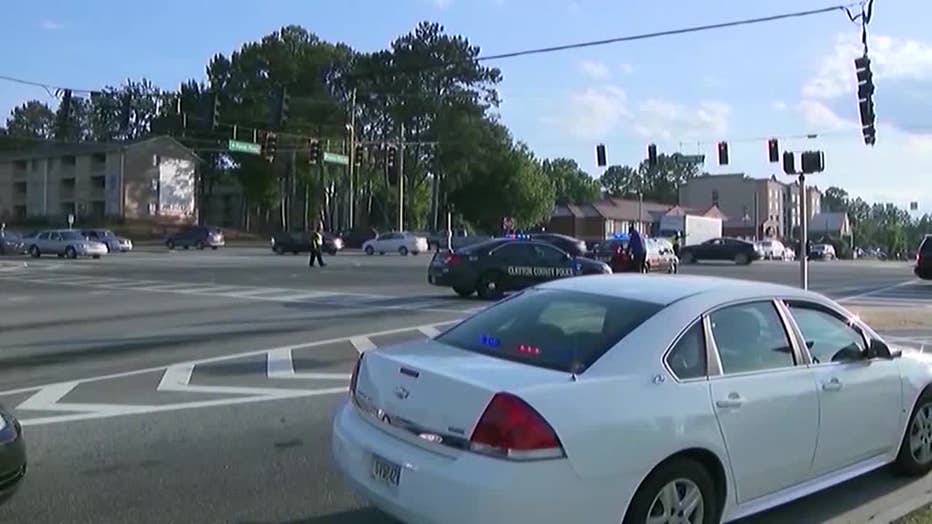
[398,123,405,232]
[799,173,809,290]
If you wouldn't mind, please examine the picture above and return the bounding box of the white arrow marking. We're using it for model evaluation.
[266,348,350,380]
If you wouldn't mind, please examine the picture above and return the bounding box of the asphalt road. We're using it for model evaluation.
[0,248,930,523]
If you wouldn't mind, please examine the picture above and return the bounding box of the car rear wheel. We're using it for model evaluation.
[453,286,474,298]
[623,457,717,524]
[398,246,409,256]
[476,272,504,300]
[273,246,284,255]
[364,246,374,256]
[65,246,78,259]
[735,253,749,265]
[166,239,175,250]
[29,246,40,258]
[197,241,206,250]
[895,390,932,476]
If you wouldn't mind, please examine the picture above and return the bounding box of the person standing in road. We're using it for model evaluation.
[309,225,326,268]
[628,226,646,273]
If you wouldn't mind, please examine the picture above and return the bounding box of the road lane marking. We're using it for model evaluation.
[1,319,459,426]
[266,348,350,380]
[350,336,376,353]
[836,279,920,303]
[418,326,441,337]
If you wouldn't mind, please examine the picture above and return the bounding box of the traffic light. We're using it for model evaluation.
[354,144,364,167]
[782,151,795,175]
[855,55,876,146]
[262,132,278,162]
[386,146,399,185]
[717,141,729,165]
[308,139,321,164]
[55,89,73,138]
[269,86,289,129]
[210,93,220,129]
[767,138,779,163]
[596,144,606,167]
[647,143,657,167]
[800,151,825,174]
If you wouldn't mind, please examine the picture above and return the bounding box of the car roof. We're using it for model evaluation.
[540,274,813,306]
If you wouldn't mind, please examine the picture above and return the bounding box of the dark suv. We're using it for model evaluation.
[916,235,932,280]
[165,226,225,250]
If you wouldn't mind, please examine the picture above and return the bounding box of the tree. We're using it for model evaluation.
[822,186,849,213]
[541,158,600,204]
[637,153,702,204]
[5,101,55,139]
[600,165,639,197]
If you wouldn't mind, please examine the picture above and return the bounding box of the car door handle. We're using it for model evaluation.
[715,393,744,409]
[822,377,843,392]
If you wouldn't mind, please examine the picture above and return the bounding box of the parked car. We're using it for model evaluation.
[0,231,26,255]
[165,226,225,250]
[916,234,931,280]
[0,404,26,505]
[810,243,837,260]
[362,231,428,256]
[645,237,678,273]
[26,230,107,259]
[527,233,588,257]
[757,239,789,260]
[339,229,377,249]
[270,231,343,255]
[81,229,133,253]
[678,237,761,265]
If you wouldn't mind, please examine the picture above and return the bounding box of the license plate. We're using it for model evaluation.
[371,454,401,487]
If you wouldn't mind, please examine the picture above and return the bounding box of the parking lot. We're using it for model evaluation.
[0,247,930,523]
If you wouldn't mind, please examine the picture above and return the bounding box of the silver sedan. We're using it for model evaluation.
[26,230,108,259]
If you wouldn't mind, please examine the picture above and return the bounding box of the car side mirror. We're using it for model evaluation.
[867,338,897,359]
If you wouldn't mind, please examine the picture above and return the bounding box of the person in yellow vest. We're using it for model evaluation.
[309,225,326,267]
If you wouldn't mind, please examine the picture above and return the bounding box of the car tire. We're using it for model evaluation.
[623,457,718,524]
[476,272,504,300]
[211,246,218,250]
[399,246,409,256]
[453,286,474,298]
[364,246,374,256]
[29,246,40,258]
[895,389,932,476]
[183,245,190,250]
[166,240,175,250]
[92,254,101,259]
[197,241,206,250]
[735,253,749,265]
[273,246,284,255]
[65,246,77,259]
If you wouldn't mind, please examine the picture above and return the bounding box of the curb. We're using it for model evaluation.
[824,476,932,524]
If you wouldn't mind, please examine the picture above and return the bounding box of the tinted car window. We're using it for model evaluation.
[787,302,866,363]
[710,301,795,374]
[533,244,567,263]
[666,322,707,380]
[437,289,663,373]
[920,237,932,255]
[493,243,534,258]
[37,232,50,240]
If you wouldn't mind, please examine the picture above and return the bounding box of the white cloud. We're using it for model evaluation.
[772,100,788,112]
[803,34,932,100]
[619,63,634,75]
[565,85,630,139]
[797,100,856,130]
[633,99,730,140]
[39,19,63,31]
[579,60,610,80]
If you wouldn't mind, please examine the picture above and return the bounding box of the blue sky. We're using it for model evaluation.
[4,0,932,212]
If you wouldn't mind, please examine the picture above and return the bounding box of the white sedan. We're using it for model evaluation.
[332,275,932,524]
[362,231,429,256]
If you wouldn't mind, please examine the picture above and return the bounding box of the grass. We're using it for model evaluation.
[895,504,932,524]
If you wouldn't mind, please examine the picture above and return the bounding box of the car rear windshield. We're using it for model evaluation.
[436,288,663,373]
[921,237,932,255]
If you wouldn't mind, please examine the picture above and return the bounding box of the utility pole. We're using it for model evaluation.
[754,191,760,241]
[398,123,405,232]
[799,174,809,290]
[348,89,357,231]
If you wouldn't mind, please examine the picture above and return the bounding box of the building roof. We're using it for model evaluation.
[0,135,198,162]
[809,212,850,234]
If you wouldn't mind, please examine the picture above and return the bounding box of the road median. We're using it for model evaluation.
[848,306,932,330]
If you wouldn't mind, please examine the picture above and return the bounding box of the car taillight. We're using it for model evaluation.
[469,392,564,460]
[444,253,461,266]
[349,354,363,396]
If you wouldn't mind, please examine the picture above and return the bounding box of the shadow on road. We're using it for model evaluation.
[241,508,397,524]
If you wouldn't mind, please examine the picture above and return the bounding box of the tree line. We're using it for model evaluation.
[821,186,931,257]
[0,23,608,234]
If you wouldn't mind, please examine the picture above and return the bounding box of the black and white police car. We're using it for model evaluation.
[428,238,611,299]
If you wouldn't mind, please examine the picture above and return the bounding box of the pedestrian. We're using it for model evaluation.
[672,232,682,258]
[628,226,646,273]
[309,225,326,267]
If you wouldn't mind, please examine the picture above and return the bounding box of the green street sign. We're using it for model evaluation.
[228,140,262,155]
[323,152,349,165]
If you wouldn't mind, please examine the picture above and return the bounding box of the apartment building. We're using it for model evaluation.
[679,173,822,241]
[0,136,198,224]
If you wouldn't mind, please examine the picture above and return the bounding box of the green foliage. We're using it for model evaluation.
[6,101,56,139]
[541,158,600,205]
[820,186,930,256]
[599,153,701,204]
